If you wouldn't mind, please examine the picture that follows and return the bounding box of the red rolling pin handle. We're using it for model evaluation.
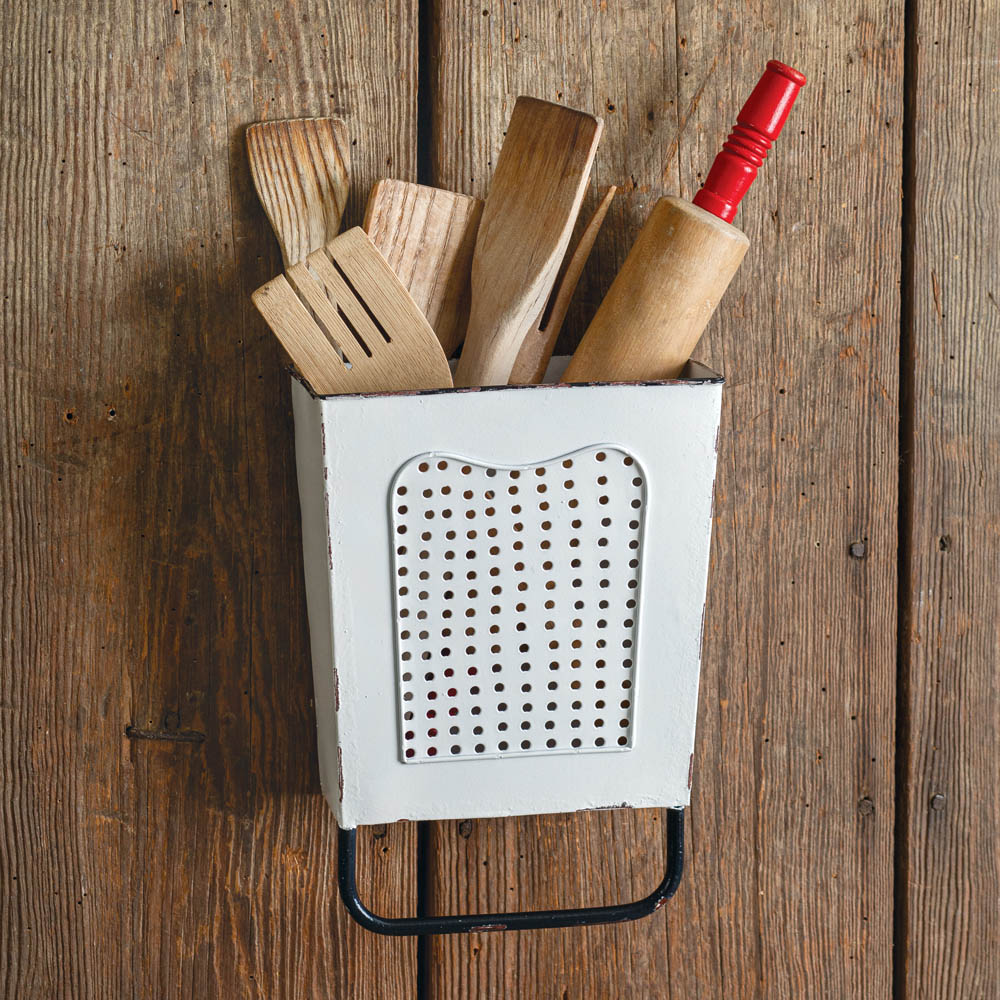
[692,60,806,223]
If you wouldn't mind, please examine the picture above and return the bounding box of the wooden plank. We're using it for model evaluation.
[427,2,901,996]
[0,2,418,997]
[226,3,421,995]
[899,4,1000,996]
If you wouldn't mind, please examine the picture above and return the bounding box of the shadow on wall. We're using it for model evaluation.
[109,119,329,811]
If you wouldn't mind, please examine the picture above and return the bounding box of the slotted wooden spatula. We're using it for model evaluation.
[246,117,350,267]
[363,179,483,358]
[454,97,603,386]
[251,227,453,395]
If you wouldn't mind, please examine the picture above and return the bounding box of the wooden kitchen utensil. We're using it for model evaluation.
[251,227,453,394]
[454,97,603,387]
[563,196,749,382]
[246,117,350,268]
[508,185,617,384]
[564,61,805,384]
[363,179,483,358]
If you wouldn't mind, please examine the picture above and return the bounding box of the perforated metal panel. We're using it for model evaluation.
[295,374,724,826]
[390,446,647,763]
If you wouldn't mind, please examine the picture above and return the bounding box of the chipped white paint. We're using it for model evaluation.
[292,361,723,828]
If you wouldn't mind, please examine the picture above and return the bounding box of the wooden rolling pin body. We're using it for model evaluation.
[562,196,748,383]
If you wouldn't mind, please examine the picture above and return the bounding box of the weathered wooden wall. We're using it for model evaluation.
[0,2,420,996]
[1,1,996,998]
[898,2,1000,997]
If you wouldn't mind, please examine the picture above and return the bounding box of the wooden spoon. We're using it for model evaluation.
[454,97,603,387]
[363,179,483,358]
[251,228,453,395]
[246,117,350,267]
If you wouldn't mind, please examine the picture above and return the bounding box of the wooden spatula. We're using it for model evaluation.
[251,227,453,395]
[246,117,350,267]
[508,185,616,384]
[363,179,483,359]
[454,97,603,387]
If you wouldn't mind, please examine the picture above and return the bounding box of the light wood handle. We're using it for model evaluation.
[562,196,748,383]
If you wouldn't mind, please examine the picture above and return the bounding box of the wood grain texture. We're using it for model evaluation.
[510,184,617,385]
[3,1,994,997]
[898,2,1000,995]
[454,97,603,386]
[363,179,483,358]
[563,196,749,382]
[246,117,350,268]
[0,1,418,997]
[427,1,901,997]
[253,228,453,395]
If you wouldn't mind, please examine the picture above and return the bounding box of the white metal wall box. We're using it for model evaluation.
[292,362,723,829]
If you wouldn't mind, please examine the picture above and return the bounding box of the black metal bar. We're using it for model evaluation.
[337,808,684,936]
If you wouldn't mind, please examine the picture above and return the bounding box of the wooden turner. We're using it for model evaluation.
[363,179,484,359]
[508,185,617,384]
[246,117,350,267]
[251,227,453,395]
[454,97,603,387]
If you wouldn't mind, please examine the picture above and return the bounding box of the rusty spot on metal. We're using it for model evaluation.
[469,923,507,932]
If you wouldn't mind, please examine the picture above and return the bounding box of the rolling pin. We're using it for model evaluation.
[563,61,806,383]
